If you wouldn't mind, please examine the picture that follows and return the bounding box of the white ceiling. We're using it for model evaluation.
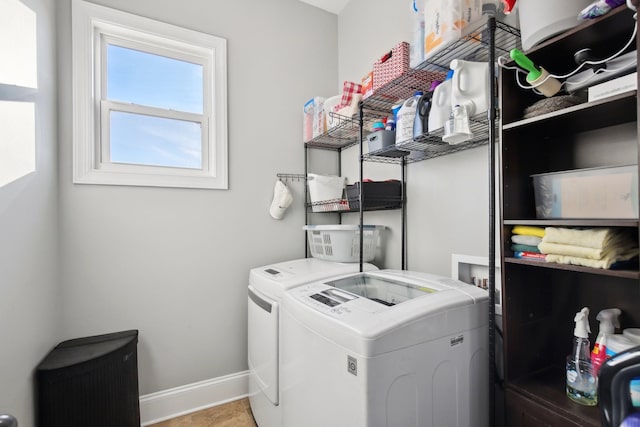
[298,0,350,14]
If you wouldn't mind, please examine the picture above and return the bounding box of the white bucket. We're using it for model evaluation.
[518,0,593,50]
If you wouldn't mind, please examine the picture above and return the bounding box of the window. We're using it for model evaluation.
[0,0,37,188]
[72,0,228,189]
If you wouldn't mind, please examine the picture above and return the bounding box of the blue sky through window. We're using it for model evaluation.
[106,44,204,169]
[110,111,202,169]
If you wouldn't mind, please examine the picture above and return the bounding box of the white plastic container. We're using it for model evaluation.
[323,95,342,129]
[395,91,423,144]
[424,0,482,60]
[410,0,426,67]
[428,72,453,132]
[307,173,347,212]
[302,97,326,142]
[624,328,640,344]
[303,225,386,263]
[518,0,592,50]
[531,165,639,219]
[450,59,489,117]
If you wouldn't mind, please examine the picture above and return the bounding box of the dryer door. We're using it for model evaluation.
[248,285,279,405]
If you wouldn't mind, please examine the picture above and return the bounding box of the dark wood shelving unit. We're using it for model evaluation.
[499,6,640,426]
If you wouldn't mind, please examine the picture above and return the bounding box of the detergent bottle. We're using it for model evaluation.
[566,307,598,406]
[428,70,453,133]
[450,59,489,118]
[413,81,440,139]
[591,308,621,376]
[395,91,424,145]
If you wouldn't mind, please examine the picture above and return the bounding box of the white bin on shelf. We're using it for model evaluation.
[532,165,639,219]
[303,224,386,263]
[307,173,347,212]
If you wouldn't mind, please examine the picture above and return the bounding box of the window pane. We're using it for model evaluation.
[110,111,202,169]
[107,44,203,114]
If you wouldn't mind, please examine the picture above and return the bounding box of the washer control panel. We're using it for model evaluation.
[309,288,357,307]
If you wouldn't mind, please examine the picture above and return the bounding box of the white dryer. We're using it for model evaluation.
[248,258,376,427]
[281,270,489,427]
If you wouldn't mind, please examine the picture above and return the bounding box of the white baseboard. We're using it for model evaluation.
[139,370,250,426]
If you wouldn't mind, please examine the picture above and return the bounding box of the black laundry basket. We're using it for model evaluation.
[35,330,140,427]
[598,345,640,427]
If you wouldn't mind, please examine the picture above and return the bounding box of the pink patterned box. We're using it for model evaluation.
[373,42,410,93]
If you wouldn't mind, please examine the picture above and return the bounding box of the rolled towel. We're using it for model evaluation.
[511,234,542,246]
[511,243,541,253]
[512,225,545,238]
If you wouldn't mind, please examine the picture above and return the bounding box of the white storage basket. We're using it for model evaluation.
[303,224,386,263]
[307,173,347,212]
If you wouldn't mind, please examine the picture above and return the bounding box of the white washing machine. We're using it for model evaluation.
[281,270,489,427]
[248,258,377,427]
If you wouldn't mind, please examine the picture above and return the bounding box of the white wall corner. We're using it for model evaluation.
[139,371,250,426]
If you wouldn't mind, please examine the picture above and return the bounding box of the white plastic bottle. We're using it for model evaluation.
[566,307,598,406]
[590,308,621,376]
[428,70,453,133]
[410,0,425,68]
[395,91,424,145]
[450,59,489,118]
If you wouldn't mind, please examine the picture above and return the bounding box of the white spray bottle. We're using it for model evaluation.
[566,307,598,406]
[590,308,621,376]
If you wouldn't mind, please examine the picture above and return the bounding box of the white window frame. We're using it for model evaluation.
[72,0,228,189]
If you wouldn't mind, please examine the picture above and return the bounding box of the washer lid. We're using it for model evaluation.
[326,273,437,306]
[249,258,376,299]
[283,270,489,356]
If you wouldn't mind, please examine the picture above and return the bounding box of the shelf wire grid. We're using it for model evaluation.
[305,16,521,163]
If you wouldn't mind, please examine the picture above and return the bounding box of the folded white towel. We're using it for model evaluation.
[546,248,639,269]
[511,234,542,246]
[539,242,604,259]
[543,227,634,250]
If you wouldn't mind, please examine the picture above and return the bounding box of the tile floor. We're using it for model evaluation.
[148,398,257,427]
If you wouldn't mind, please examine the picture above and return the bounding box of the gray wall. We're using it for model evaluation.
[56,0,338,394]
[337,0,491,274]
[0,0,60,425]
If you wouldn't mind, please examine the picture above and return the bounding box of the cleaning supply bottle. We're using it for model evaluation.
[413,81,440,139]
[385,116,396,131]
[567,307,598,406]
[591,308,621,376]
[450,59,489,118]
[428,70,454,133]
[395,91,423,145]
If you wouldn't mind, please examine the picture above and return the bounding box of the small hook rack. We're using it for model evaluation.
[277,173,306,182]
